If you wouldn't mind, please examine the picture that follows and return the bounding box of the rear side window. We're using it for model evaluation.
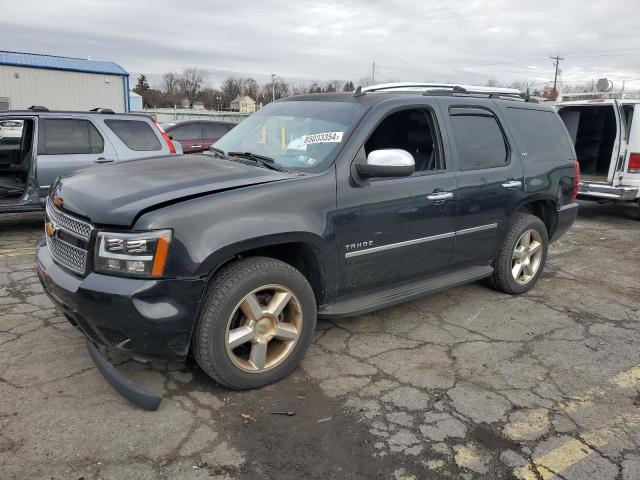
[38,119,104,155]
[105,119,162,151]
[505,107,574,163]
[169,123,202,141]
[204,123,232,138]
[449,108,508,170]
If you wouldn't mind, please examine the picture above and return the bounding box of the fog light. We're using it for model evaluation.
[107,258,121,269]
[126,260,146,272]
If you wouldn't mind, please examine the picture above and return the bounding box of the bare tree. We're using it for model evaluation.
[242,78,259,100]
[178,67,205,108]
[199,88,223,110]
[509,80,529,93]
[220,77,244,108]
[162,72,180,96]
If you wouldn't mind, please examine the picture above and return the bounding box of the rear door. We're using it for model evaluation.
[168,122,203,153]
[437,98,525,267]
[36,117,117,194]
[611,100,628,185]
[620,103,640,185]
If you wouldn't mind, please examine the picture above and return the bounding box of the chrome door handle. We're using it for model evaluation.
[190,145,202,148]
[427,192,454,201]
[502,180,522,189]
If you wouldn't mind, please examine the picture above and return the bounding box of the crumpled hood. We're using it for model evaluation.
[51,155,293,226]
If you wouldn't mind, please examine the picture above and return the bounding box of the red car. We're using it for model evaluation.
[161,120,236,154]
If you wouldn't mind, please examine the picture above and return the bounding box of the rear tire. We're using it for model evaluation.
[488,213,548,294]
[192,257,317,390]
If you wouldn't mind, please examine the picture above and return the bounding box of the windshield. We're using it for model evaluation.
[214,100,368,171]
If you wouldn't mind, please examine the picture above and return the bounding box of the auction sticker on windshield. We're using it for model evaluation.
[303,132,343,144]
[288,132,343,150]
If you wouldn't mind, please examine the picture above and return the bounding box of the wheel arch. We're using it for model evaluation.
[512,196,558,239]
[198,232,332,306]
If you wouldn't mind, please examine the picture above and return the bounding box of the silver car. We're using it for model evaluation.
[0,107,181,213]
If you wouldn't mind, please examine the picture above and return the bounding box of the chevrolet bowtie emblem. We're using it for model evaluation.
[53,196,63,208]
[45,222,58,238]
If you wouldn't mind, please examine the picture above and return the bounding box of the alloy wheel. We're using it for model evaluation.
[225,284,303,373]
[511,229,543,285]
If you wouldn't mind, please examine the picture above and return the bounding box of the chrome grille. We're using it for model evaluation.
[46,201,92,240]
[45,200,94,275]
[46,234,88,275]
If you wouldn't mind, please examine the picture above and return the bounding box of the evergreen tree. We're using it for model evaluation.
[135,74,150,93]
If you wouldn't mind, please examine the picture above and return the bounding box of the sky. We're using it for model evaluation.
[2,0,640,91]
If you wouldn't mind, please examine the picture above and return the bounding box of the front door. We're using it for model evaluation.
[36,117,117,195]
[336,104,458,296]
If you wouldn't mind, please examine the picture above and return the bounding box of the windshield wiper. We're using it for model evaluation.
[208,146,227,159]
[227,151,284,171]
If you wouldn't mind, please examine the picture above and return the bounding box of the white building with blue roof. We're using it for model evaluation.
[0,50,130,112]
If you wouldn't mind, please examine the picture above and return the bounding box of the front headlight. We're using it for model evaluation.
[94,229,172,278]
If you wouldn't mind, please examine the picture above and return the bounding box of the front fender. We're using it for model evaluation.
[134,171,337,279]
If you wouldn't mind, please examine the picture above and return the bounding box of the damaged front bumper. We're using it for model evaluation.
[86,340,161,411]
[36,237,206,409]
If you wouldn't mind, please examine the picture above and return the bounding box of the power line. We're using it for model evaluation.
[565,47,640,56]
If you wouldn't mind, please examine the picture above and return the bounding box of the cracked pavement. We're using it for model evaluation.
[1,201,639,480]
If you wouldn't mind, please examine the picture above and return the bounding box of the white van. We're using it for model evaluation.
[556,96,640,217]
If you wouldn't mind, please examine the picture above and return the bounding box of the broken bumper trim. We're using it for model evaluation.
[86,340,162,411]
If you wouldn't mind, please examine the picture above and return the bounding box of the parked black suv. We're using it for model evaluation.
[37,84,579,404]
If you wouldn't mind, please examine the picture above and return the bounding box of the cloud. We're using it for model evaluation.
[1,0,640,89]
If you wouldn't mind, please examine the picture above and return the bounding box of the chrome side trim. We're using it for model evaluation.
[344,223,498,258]
[456,223,498,236]
[345,232,455,258]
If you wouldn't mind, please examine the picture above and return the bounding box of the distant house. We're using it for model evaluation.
[230,95,256,113]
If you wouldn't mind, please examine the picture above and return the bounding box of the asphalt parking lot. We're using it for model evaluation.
[1,202,639,480]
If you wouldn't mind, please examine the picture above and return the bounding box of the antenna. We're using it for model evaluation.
[353,86,365,97]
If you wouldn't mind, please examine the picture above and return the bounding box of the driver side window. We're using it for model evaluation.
[364,108,444,174]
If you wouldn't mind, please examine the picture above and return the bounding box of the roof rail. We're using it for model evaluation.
[90,108,115,114]
[361,82,534,101]
[28,105,49,112]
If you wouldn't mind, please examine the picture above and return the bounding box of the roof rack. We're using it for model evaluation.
[360,82,535,102]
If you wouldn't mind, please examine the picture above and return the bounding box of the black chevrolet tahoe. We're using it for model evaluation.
[37,84,579,403]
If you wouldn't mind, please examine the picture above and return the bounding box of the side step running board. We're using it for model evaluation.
[319,265,493,319]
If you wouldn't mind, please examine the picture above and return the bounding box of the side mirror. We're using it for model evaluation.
[355,149,415,179]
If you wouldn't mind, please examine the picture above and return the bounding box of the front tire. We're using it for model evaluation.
[192,257,317,390]
[488,213,548,294]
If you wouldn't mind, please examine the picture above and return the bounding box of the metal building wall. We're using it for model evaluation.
[0,65,126,111]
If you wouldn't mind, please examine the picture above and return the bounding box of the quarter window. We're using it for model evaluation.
[38,119,104,155]
[506,107,574,163]
[105,119,162,151]
[449,108,508,171]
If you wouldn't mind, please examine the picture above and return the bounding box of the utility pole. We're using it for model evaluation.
[270,73,276,102]
[550,54,564,99]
